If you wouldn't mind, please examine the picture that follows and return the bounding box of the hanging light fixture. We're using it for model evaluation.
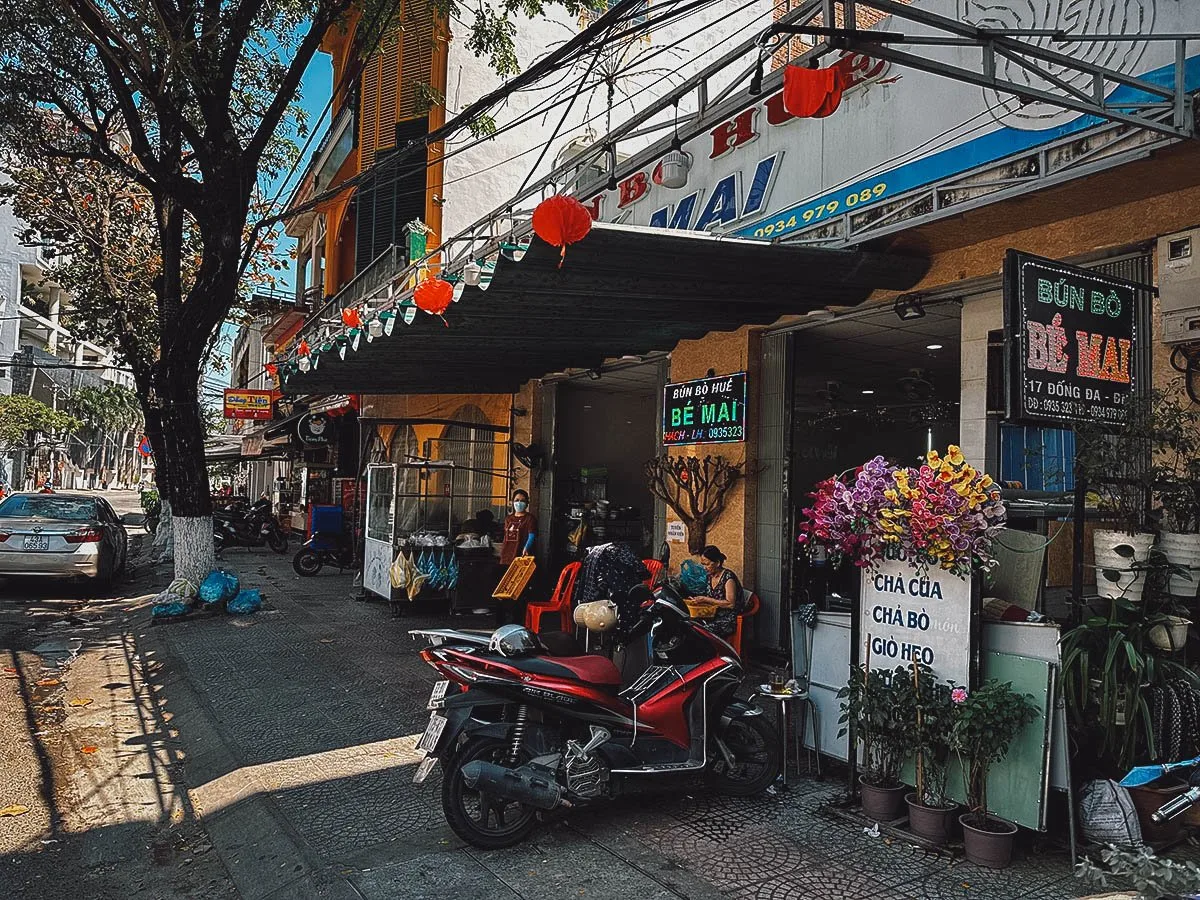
[298,356,311,373]
[367,316,383,340]
[463,261,482,287]
[658,101,691,190]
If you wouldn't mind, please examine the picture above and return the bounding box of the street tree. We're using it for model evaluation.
[0,394,80,453]
[0,0,608,582]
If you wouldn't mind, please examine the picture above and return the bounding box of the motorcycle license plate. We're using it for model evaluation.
[412,754,438,784]
[428,679,450,710]
[417,713,447,753]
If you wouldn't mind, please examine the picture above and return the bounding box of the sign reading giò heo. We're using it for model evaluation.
[858,545,975,688]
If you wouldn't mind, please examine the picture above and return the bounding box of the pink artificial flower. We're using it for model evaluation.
[951,687,968,704]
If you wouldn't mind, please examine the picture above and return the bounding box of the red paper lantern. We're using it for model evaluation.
[782,65,846,119]
[341,307,363,329]
[414,278,454,325]
[264,363,278,379]
[532,194,593,266]
[297,340,310,356]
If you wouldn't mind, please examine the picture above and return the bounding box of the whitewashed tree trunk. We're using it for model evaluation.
[172,515,214,584]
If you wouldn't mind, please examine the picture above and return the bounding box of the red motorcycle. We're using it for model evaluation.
[411,581,780,848]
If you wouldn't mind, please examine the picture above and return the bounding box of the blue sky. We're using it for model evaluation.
[204,50,333,402]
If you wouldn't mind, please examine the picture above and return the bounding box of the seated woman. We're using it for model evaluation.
[687,545,744,637]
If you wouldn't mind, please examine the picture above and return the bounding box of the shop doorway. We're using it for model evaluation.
[550,362,665,567]
[789,301,963,605]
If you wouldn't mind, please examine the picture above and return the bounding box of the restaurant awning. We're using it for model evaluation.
[281,223,929,395]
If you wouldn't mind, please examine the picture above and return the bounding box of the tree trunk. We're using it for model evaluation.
[154,370,213,584]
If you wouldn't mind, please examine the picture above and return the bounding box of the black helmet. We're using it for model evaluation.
[488,624,540,658]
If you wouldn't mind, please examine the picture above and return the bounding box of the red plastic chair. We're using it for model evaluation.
[642,558,664,587]
[731,591,761,657]
[525,562,582,634]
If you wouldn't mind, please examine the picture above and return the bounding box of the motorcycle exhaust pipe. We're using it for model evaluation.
[460,761,568,810]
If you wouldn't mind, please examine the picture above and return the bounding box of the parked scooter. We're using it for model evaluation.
[410,579,779,849]
[213,497,288,554]
[293,530,355,576]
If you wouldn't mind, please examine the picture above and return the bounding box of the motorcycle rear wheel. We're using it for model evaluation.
[267,530,288,554]
[442,736,537,849]
[292,549,323,577]
[708,713,780,796]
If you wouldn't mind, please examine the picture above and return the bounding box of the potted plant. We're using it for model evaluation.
[1149,392,1200,598]
[949,679,1038,868]
[839,663,914,822]
[905,663,959,845]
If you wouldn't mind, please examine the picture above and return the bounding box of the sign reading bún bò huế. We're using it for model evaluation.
[1005,250,1142,427]
[662,372,747,446]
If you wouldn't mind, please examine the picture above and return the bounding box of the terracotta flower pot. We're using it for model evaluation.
[859,776,907,822]
[959,813,1018,868]
[905,793,958,845]
[1127,779,1189,844]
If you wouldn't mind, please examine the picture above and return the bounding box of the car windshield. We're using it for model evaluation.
[0,497,96,522]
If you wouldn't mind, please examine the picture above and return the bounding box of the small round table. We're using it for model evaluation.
[751,685,821,786]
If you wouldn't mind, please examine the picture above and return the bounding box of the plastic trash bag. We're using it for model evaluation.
[227,589,262,615]
[1079,779,1143,847]
[198,570,239,605]
[679,559,708,595]
[152,597,191,618]
[165,578,198,600]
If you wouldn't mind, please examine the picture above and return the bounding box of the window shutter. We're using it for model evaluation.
[359,54,382,168]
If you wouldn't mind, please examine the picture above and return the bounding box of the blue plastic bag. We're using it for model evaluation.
[227,589,261,615]
[679,559,708,595]
[152,601,190,618]
[198,570,239,605]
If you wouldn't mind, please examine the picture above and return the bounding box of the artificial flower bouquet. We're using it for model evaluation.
[798,446,1006,576]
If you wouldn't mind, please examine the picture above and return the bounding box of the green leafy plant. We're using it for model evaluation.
[1062,597,1200,775]
[949,679,1038,826]
[1077,844,1200,900]
[839,664,916,789]
[911,663,956,808]
[140,488,161,520]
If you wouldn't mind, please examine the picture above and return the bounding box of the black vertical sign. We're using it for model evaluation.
[1005,250,1141,427]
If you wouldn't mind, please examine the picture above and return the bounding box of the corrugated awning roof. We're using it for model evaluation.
[281,223,929,395]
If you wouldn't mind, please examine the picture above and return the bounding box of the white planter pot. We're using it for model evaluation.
[1093,566,1147,601]
[1093,531,1154,601]
[1159,532,1200,597]
[1149,616,1192,651]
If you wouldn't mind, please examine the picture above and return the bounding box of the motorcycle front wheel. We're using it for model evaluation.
[442,736,537,849]
[267,529,289,554]
[292,549,323,576]
[708,713,780,796]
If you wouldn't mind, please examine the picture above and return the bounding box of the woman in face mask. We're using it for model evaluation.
[497,489,538,625]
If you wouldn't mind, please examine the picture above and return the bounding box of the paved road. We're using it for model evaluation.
[0,532,1091,899]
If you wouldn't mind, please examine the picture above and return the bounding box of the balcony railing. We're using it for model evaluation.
[332,245,405,312]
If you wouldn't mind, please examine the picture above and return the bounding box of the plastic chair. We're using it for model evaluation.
[642,558,664,587]
[525,562,581,634]
[731,590,760,657]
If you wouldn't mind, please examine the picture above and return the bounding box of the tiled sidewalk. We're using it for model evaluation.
[141,549,1089,899]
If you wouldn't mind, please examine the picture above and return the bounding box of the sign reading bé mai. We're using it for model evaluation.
[1005,250,1143,427]
[662,372,747,446]
[859,546,975,688]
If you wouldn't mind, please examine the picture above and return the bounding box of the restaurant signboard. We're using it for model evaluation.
[662,372,747,446]
[1005,250,1141,427]
[223,389,274,420]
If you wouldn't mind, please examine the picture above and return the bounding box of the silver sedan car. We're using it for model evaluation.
[0,493,129,585]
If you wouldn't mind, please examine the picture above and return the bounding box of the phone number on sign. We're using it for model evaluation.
[704,426,744,440]
[751,183,888,238]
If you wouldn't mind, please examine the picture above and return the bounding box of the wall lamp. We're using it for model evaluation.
[894,293,926,322]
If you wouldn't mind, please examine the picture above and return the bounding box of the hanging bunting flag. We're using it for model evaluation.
[297,339,310,356]
[782,64,846,119]
[341,307,363,329]
[264,363,278,379]
[532,195,592,267]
